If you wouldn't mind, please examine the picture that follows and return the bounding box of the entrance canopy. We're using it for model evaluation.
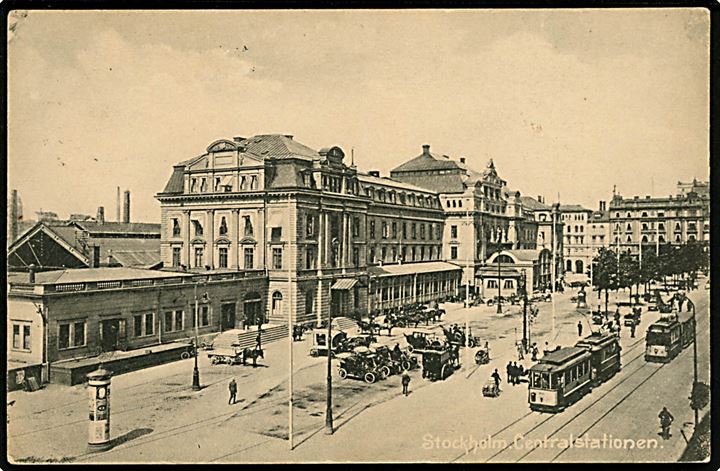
[331,279,358,290]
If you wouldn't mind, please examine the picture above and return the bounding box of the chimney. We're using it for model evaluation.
[28,264,36,284]
[233,136,245,143]
[599,201,606,212]
[123,190,131,223]
[116,186,121,222]
[96,206,105,224]
[538,195,543,204]
[459,157,466,164]
[368,171,380,177]
[10,189,18,243]
[422,144,430,156]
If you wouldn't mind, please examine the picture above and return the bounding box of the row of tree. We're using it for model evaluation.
[591,241,709,314]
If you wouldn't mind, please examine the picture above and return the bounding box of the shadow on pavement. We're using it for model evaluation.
[106,428,154,450]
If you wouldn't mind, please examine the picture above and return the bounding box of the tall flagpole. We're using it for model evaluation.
[287,192,294,450]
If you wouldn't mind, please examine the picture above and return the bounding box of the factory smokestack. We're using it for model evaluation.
[10,189,18,244]
[97,206,105,224]
[123,190,131,223]
[116,186,121,222]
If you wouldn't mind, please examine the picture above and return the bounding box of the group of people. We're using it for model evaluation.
[506,361,526,385]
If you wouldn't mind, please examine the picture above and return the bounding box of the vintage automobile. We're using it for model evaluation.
[421,349,456,381]
[208,346,264,366]
[404,327,446,353]
[482,380,500,397]
[475,347,491,365]
[337,351,388,384]
[308,330,348,357]
[373,345,418,374]
[338,334,376,353]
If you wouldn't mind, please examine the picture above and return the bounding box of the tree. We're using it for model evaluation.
[618,251,640,304]
[592,248,618,315]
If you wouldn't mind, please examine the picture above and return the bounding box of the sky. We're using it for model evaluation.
[7,9,710,223]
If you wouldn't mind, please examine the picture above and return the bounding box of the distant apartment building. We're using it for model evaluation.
[559,204,594,276]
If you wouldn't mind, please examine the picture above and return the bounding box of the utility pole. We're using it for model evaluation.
[692,300,699,427]
[287,193,294,449]
[521,269,528,351]
[465,206,471,373]
[325,303,334,434]
[496,254,502,314]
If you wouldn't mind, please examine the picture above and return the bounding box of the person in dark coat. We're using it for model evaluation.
[401,370,411,396]
[491,369,502,390]
[531,343,539,362]
[577,320,583,337]
[630,322,636,338]
[506,361,513,383]
[511,362,520,385]
[228,378,237,405]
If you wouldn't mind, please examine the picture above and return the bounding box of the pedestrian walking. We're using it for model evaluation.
[491,369,502,390]
[255,331,262,351]
[511,362,520,385]
[228,378,237,405]
[517,342,524,361]
[630,322,636,338]
[531,343,538,362]
[506,361,512,383]
[401,370,411,396]
[577,320,583,337]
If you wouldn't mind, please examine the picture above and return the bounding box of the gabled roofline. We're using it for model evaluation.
[8,223,90,266]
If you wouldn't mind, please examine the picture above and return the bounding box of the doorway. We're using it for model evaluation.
[243,292,262,328]
[99,319,121,351]
[221,303,236,331]
[330,290,345,317]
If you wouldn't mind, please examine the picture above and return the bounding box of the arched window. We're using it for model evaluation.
[642,212,648,217]
[219,217,228,236]
[688,234,696,241]
[271,291,283,318]
[659,222,665,230]
[458,200,462,208]
[626,223,632,231]
[566,260,573,272]
[659,235,665,243]
[452,200,456,208]
[642,223,648,231]
[626,212,632,218]
[675,234,681,242]
[626,236,632,242]
[575,260,584,274]
[675,223,681,231]
[642,235,648,243]
[446,200,451,208]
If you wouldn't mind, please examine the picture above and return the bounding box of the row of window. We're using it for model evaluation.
[368,220,442,241]
[364,187,439,208]
[171,246,256,269]
[172,215,255,239]
[57,309,213,351]
[486,279,514,289]
[11,323,31,351]
[369,244,442,264]
[188,174,259,193]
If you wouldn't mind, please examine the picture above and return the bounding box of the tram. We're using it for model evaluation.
[645,312,695,363]
[528,332,621,413]
[575,332,622,385]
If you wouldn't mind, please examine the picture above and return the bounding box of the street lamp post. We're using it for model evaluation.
[192,281,202,391]
[496,254,502,314]
[692,299,698,427]
[325,305,334,434]
[521,269,528,351]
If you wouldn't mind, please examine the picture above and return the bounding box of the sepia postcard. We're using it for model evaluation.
[5,7,712,464]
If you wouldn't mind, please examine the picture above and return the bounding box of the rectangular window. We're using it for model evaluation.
[451,247,458,259]
[175,310,183,331]
[369,220,376,239]
[145,313,154,336]
[487,280,498,289]
[436,225,442,240]
[73,322,85,347]
[305,247,315,270]
[381,247,387,261]
[504,280,514,289]
[59,323,70,349]
[402,222,407,239]
[451,225,458,238]
[201,306,210,326]
[271,227,283,241]
[164,311,173,332]
[172,218,181,237]
[200,178,207,192]
[23,325,31,350]
[391,222,397,238]
[12,325,20,349]
[353,246,360,266]
[306,215,315,238]
[428,224,433,240]
[382,221,388,239]
[352,217,360,237]
[194,247,204,268]
[172,247,181,267]
[59,321,86,349]
[420,224,425,240]
[244,247,254,269]
[411,223,417,239]
[164,310,183,332]
[218,247,228,268]
[273,247,283,269]
[134,315,143,337]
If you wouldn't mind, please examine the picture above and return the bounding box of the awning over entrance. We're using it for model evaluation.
[368,261,463,278]
[331,278,358,290]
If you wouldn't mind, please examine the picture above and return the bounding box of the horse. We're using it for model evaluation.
[242,347,264,366]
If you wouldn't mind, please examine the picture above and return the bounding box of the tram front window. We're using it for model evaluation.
[540,373,550,389]
[646,330,665,345]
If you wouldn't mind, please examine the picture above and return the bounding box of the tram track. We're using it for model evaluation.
[449,332,649,463]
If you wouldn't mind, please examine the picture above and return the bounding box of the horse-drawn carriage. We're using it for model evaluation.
[308,330,348,357]
[208,346,264,366]
[624,307,642,326]
[474,347,490,365]
[421,348,457,381]
[442,325,484,348]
